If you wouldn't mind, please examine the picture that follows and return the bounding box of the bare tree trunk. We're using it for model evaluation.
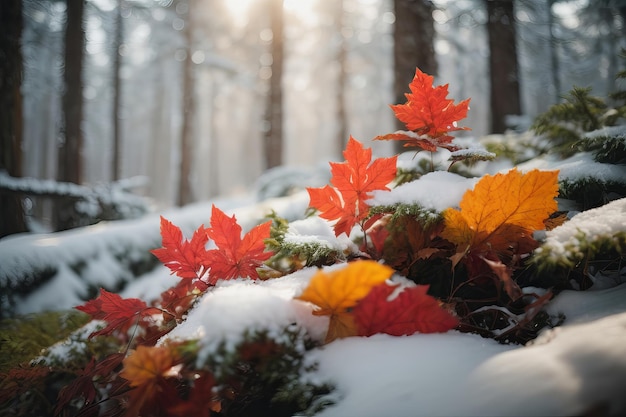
[263,0,284,169]
[208,78,220,198]
[112,0,124,181]
[335,0,348,155]
[177,0,195,206]
[486,0,521,134]
[55,0,86,230]
[547,0,561,103]
[0,0,27,238]
[59,0,85,185]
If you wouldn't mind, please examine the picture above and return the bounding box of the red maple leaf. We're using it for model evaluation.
[76,288,160,338]
[374,68,470,151]
[204,205,274,282]
[353,283,458,336]
[307,137,397,237]
[167,373,221,416]
[55,353,125,415]
[151,216,209,280]
[158,278,207,321]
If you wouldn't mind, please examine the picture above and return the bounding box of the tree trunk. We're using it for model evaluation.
[547,0,561,103]
[59,0,85,185]
[0,0,27,238]
[112,0,123,181]
[486,0,521,134]
[393,0,437,152]
[56,0,86,230]
[177,0,195,206]
[335,0,348,156]
[263,0,284,169]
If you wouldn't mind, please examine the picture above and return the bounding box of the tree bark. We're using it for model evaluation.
[112,0,124,181]
[59,0,85,185]
[263,0,284,169]
[55,0,86,230]
[393,0,437,152]
[486,0,521,134]
[177,0,195,206]
[547,0,561,103]
[335,0,348,156]
[0,0,27,238]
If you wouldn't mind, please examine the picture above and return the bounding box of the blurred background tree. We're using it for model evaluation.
[0,0,27,237]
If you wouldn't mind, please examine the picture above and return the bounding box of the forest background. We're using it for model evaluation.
[1,0,625,238]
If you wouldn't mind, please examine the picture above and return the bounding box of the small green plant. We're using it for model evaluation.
[532,86,624,156]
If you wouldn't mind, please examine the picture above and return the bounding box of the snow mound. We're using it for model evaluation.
[310,283,626,417]
[368,171,479,212]
[159,269,327,366]
[534,197,626,268]
[517,152,626,185]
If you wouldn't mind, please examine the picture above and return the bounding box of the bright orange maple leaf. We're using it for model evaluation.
[354,283,458,336]
[120,345,175,388]
[441,168,559,298]
[295,260,394,343]
[374,68,470,151]
[442,169,559,253]
[307,137,397,237]
[119,345,181,417]
[204,205,274,283]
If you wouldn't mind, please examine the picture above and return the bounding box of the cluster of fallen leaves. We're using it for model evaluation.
[1,68,564,417]
[297,261,459,343]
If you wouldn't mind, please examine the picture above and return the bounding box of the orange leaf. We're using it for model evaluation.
[441,168,559,255]
[307,137,397,237]
[204,205,274,282]
[326,312,358,343]
[120,345,175,388]
[354,284,459,336]
[376,68,470,150]
[295,260,394,342]
[442,168,558,298]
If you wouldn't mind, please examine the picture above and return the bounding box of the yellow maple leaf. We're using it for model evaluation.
[441,169,559,255]
[296,260,394,342]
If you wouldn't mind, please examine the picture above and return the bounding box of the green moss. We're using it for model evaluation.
[0,310,90,372]
[264,211,350,273]
[369,203,441,226]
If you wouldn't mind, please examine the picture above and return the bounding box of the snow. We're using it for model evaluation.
[517,152,626,184]
[0,191,311,315]
[534,197,626,268]
[152,264,626,417]
[155,267,626,417]
[3,154,626,416]
[368,170,479,211]
[160,269,328,366]
[464,311,626,416]
[583,125,626,141]
[283,217,359,253]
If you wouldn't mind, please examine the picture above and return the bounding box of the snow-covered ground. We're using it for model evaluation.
[2,148,626,416]
[151,257,626,416]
